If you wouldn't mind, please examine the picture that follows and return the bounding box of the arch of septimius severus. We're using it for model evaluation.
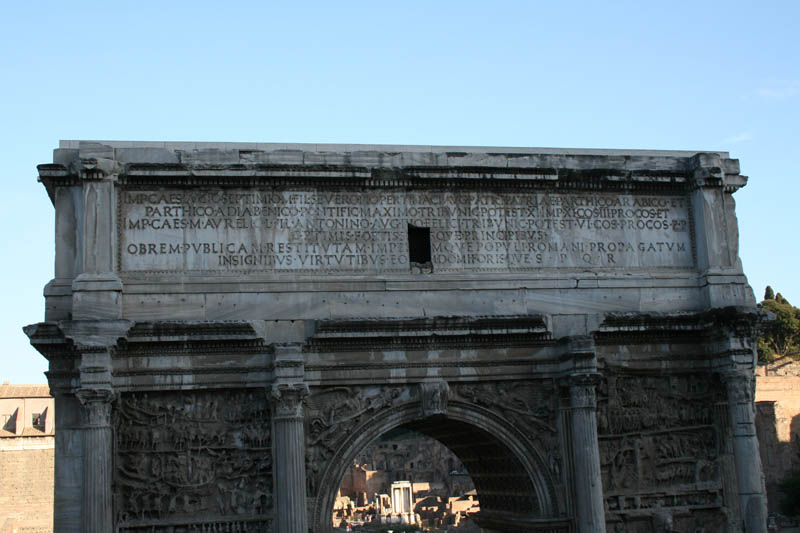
[25,141,766,532]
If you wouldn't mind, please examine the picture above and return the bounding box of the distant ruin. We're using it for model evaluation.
[0,384,54,532]
[25,141,766,532]
[334,430,477,528]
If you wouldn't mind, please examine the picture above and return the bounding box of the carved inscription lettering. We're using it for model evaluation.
[119,189,693,273]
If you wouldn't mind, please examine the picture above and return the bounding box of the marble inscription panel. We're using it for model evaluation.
[119,188,694,273]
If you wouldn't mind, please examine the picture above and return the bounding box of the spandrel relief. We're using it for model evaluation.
[450,380,562,485]
[451,381,557,433]
[114,390,272,531]
[305,385,407,496]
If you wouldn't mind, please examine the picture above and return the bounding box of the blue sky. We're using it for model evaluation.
[1,1,798,383]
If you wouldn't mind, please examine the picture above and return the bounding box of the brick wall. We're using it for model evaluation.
[0,437,54,533]
[755,362,800,514]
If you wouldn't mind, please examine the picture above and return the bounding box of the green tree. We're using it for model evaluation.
[758,294,800,362]
[765,286,775,300]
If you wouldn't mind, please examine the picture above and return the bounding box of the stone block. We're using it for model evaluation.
[179,149,241,166]
[71,290,122,320]
[302,151,348,166]
[53,148,79,166]
[446,152,509,167]
[263,150,304,165]
[122,294,206,320]
[78,141,114,160]
[115,147,180,164]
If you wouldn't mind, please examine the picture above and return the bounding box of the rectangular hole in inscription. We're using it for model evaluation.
[408,224,432,273]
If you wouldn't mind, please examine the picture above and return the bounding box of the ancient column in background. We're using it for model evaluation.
[271,344,309,533]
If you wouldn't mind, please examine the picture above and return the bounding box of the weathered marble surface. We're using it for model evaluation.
[26,142,765,532]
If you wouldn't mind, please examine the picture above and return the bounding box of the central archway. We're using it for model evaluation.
[311,400,560,532]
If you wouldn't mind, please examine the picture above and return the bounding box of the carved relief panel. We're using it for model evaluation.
[597,373,727,525]
[114,389,273,532]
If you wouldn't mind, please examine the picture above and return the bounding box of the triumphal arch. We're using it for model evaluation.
[26,141,766,532]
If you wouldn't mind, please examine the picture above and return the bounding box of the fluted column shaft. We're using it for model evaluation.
[723,371,767,532]
[76,389,114,532]
[272,383,309,533]
[565,374,606,533]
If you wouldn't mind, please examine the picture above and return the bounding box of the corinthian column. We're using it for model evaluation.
[722,370,767,532]
[58,321,128,533]
[271,343,308,533]
[564,373,606,533]
[272,383,309,533]
[76,388,114,532]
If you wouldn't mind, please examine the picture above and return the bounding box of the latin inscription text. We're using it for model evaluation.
[119,189,693,273]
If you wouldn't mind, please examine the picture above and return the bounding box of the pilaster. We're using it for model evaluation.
[709,310,767,532]
[690,153,754,307]
[721,370,767,532]
[271,344,309,533]
[71,155,123,320]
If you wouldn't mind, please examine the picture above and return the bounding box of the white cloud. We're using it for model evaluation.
[757,81,800,100]
[722,132,753,144]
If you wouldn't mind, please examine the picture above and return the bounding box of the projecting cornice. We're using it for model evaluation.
[37,140,746,202]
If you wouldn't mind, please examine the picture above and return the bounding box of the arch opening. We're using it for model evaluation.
[403,416,538,517]
[331,427,479,529]
[313,402,558,532]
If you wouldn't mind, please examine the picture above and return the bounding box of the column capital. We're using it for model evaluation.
[559,372,602,389]
[719,367,753,384]
[718,367,755,401]
[271,383,309,419]
[76,388,114,427]
[560,373,601,410]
